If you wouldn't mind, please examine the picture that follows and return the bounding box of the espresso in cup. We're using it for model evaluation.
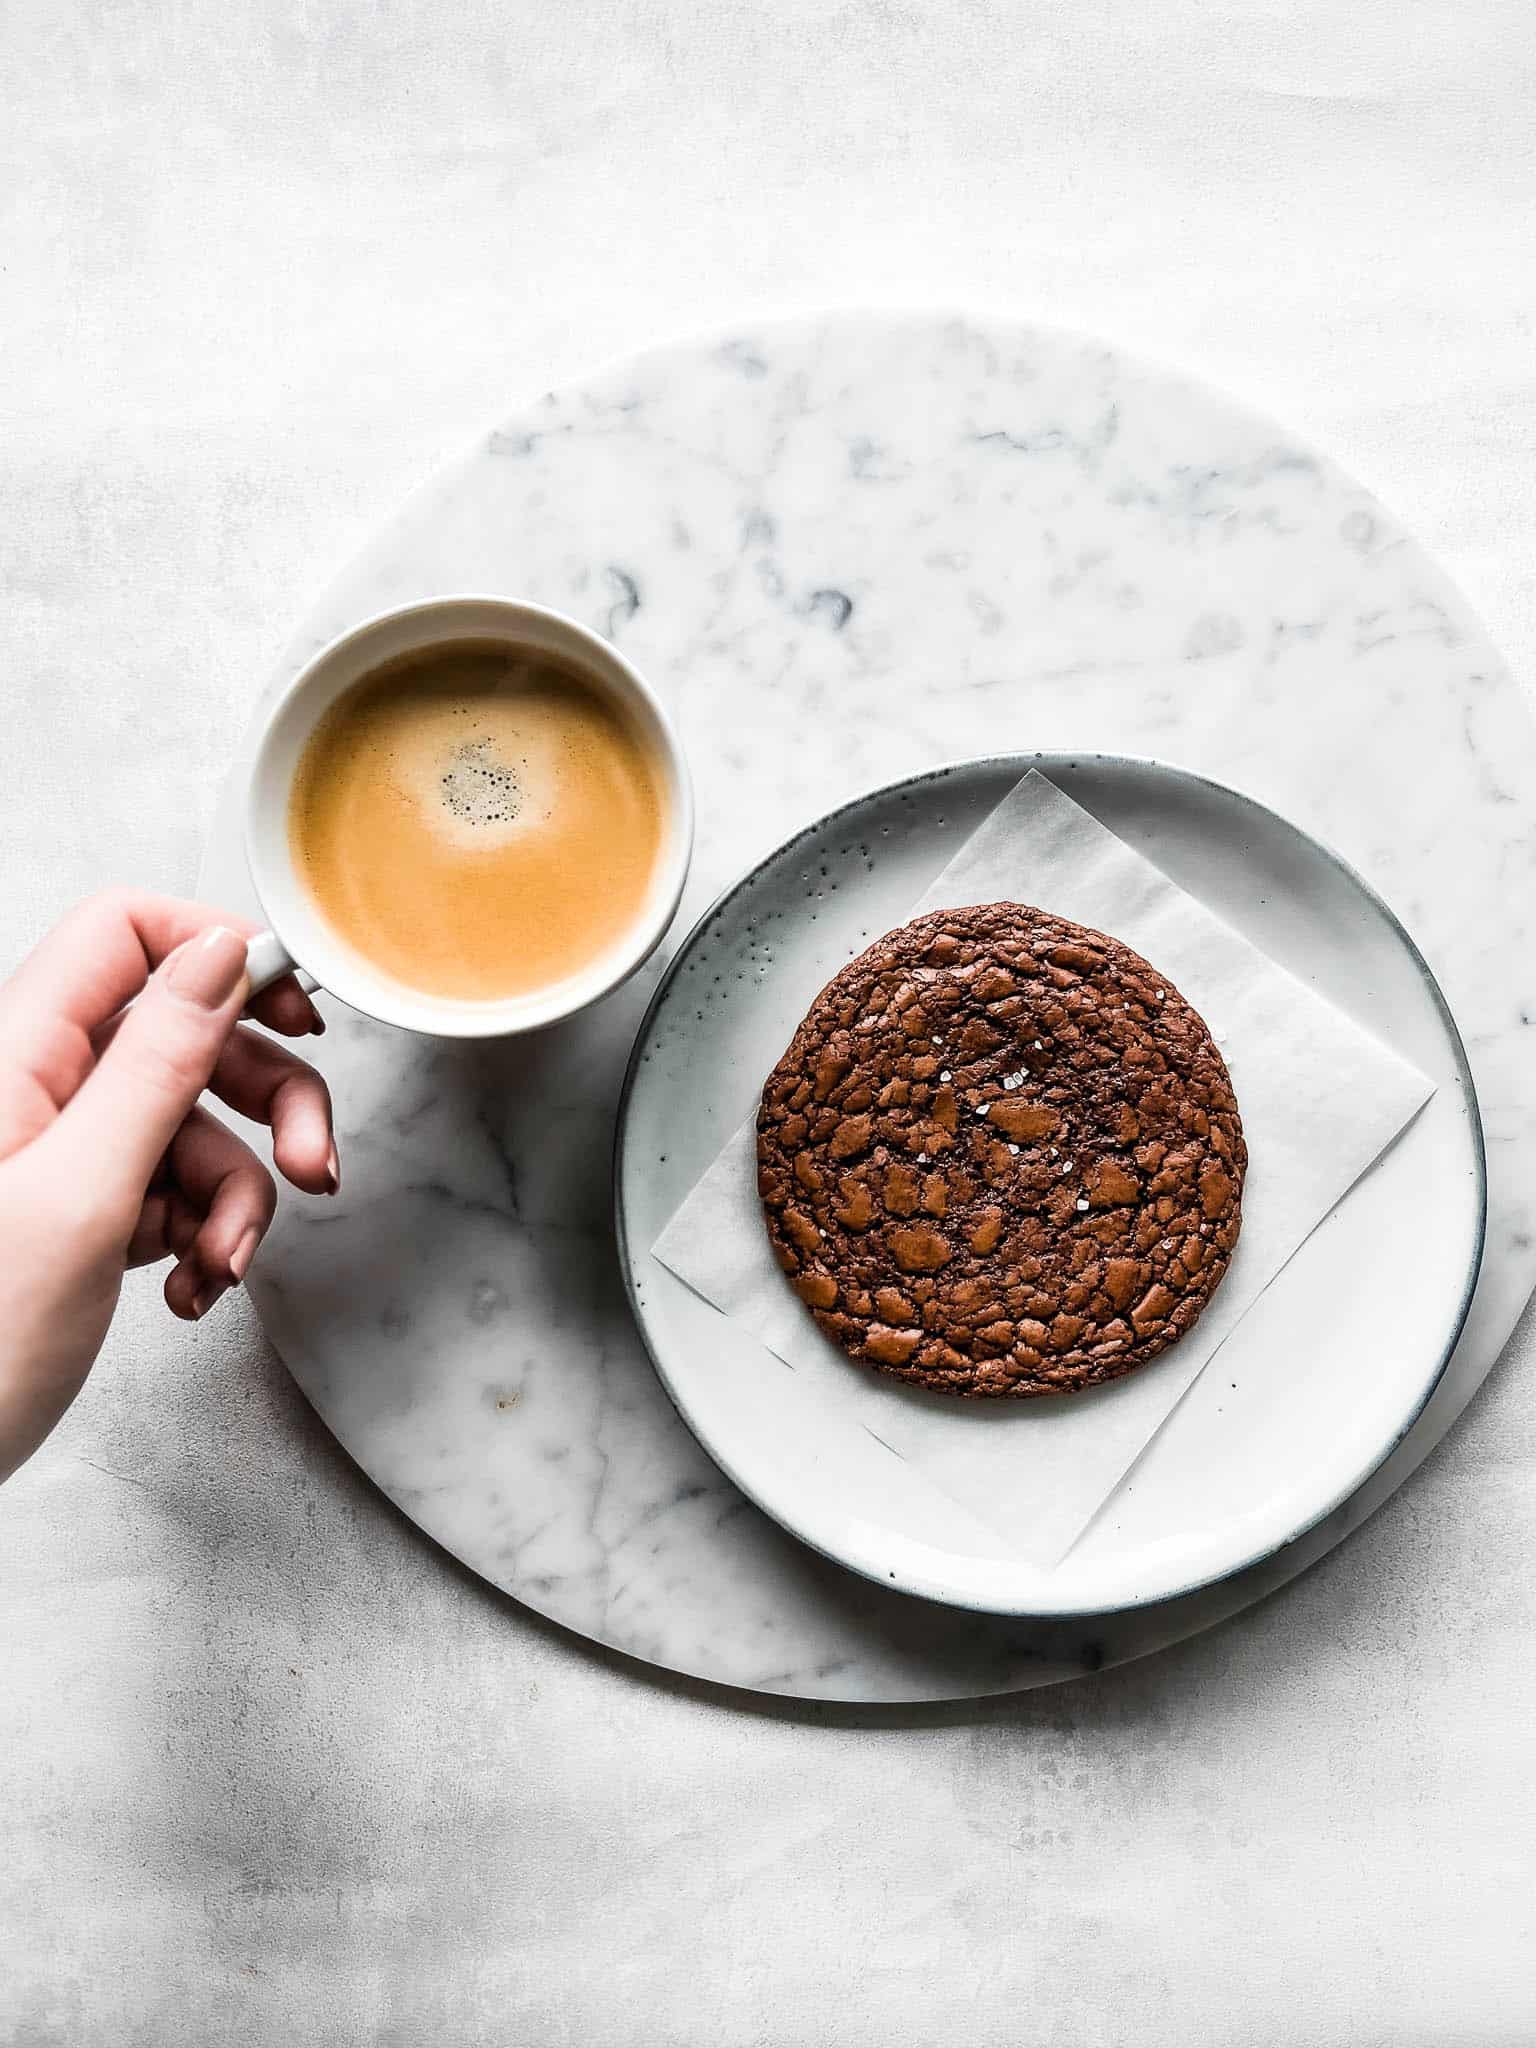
[287,638,668,1002]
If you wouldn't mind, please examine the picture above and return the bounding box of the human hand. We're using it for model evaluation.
[0,892,338,1483]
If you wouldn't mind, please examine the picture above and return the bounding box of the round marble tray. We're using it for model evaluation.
[200,312,1536,1703]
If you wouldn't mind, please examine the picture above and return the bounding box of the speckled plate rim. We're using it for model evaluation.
[614,752,1487,1618]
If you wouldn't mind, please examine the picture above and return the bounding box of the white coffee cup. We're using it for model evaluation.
[243,595,693,1038]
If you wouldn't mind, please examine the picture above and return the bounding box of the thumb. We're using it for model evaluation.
[44,925,250,1212]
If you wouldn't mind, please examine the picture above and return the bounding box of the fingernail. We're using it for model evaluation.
[229,1225,261,1286]
[192,1277,230,1319]
[324,1141,341,1195]
[168,927,248,1011]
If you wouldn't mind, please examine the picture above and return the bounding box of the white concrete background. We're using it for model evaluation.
[3,3,1535,2040]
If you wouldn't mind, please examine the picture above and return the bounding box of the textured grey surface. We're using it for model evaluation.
[4,1,1536,2040]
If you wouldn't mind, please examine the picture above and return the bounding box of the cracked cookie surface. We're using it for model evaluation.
[756,903,1246,1398]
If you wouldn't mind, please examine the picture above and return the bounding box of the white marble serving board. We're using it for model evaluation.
[199,311,1536,1702]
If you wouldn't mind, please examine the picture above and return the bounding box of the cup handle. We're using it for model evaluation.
[244,930,320,1002]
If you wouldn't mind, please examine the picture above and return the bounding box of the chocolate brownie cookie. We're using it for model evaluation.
[756,903,1245,1398]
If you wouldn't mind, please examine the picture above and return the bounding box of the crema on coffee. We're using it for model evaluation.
[288,639,667,1002]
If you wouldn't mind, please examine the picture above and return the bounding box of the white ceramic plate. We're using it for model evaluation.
[615,755,1485,1616]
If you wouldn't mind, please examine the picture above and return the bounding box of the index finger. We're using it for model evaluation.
[0,891,251,1036]
[0,890,317,1042]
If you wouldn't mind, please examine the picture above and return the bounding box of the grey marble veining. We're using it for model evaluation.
[199,312,1536,1700]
